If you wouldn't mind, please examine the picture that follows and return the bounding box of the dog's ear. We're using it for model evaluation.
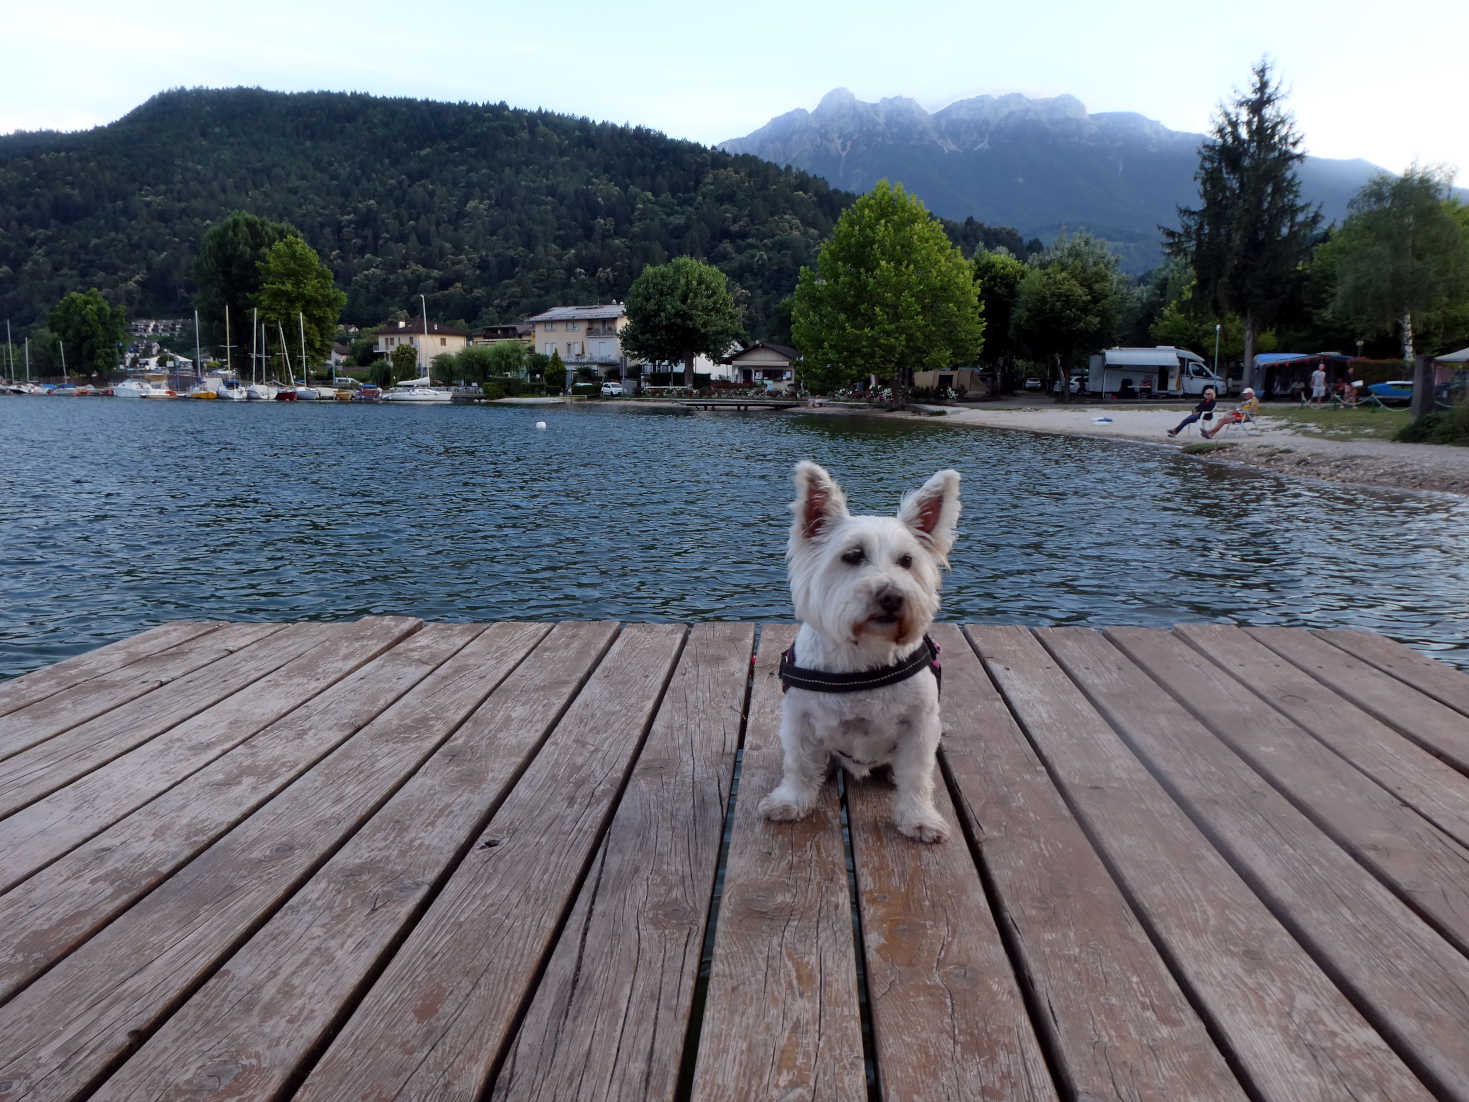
[791,461,849,543]
[898,469,961,563]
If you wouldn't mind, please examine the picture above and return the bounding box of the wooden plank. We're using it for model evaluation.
[94,620,618,1101]
[0,621,222,719]
[0,621,306,815]
[0,621,545,1102]
[0,621,277,761]
[1246,626,1469,775]
[689,624,867,1101]
[490,622,755,1101]
[0,623,476,1003]
[846,725,1057,1099]
[1109,626,1469,958]
[1316,628,1469,717]
[1174,624,1469,849]
[972,625,1432,1101]
[291,623,686,1101]
[944,625,1246,1100]
[0,616,422,891]
[1045,627,1469,1098]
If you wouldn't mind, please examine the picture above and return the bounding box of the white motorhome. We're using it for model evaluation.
[1087,347,1225,398]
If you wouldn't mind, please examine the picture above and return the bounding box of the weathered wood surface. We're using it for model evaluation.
[1,618,1466,1101]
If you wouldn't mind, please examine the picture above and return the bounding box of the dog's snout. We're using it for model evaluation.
[877,590,904,614]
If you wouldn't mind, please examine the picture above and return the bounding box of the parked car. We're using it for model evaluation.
[1023,377,1042,391]
[600,381,623,397]
[1367,380,1412,403]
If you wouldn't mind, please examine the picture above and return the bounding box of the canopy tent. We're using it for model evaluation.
[1434,346,1469,364]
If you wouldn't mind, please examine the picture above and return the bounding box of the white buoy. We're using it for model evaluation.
[535,420,548,430]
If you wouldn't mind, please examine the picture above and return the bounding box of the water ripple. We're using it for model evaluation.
[1,398,1466,676]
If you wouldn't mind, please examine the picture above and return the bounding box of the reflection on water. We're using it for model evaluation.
[2,398,1466,677]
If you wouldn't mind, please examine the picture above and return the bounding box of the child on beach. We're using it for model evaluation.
[1167,387,1217,438]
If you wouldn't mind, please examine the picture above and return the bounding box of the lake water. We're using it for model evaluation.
[2,397,1467,678]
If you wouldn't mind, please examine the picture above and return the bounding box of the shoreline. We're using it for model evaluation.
[791,399,1469,498]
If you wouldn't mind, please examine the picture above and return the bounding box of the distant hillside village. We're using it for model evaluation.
[130,304,801,392]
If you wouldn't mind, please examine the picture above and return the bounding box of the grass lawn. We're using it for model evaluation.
[1259,403,1412,441]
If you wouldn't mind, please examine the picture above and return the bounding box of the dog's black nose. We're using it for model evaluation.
[877,590,904,615]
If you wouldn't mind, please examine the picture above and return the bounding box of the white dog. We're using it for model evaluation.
[757,461,961,842]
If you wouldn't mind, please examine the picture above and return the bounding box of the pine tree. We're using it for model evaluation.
[1164,60,1321,390]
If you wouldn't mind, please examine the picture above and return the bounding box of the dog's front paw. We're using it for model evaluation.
[758,786,814,822]
[896,809,950,844]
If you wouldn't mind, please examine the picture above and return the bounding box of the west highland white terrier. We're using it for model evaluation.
[757,461,961,842]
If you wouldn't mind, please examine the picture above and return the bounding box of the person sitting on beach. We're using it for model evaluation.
[1201,387,1260,438]
[1167,387,1217,438]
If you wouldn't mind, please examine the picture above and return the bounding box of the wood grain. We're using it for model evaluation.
[1046,626,1469,1099]
[491,622,755,1101]
[1109,625,1469,958]
[945,624,1245,1101]
[291,623,686,1101]
[0,622,543,1102]
[0,621,301,814]
[96,620,618,1101]
[0,621,277,761]
[0,622,468,1003]
[0,615,422,891]
[0,621,222,719]
[1315,628,1469,717]
[846,711,1057,1101]
[1246,626,1469,774]
[974,625,1431,1102]
[1175,623,1469,848]
[689,624,867,1102]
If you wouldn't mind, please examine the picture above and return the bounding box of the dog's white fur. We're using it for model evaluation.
[757,461,961,842]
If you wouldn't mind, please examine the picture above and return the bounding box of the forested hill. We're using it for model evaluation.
[0,87,1031,337]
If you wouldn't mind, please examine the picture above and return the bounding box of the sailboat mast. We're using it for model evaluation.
[59,338,66,382]
[4,319,11,381]
[278,322,294,385]
[420,293,429,385]
[251,309,258,386]
[193,309,202,383]
[298,312,307,391]
[225,306,231,378]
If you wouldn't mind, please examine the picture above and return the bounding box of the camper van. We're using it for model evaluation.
[1087,347,1225,398]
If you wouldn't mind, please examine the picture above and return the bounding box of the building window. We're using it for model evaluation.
[546,322,556,331]
[567,321,579,331]
[440,337,446,346]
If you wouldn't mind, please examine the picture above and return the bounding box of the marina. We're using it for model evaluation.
[0,617,1466,1098]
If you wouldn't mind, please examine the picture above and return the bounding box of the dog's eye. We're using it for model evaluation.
[897,553,914,569]
[841,547,866,565]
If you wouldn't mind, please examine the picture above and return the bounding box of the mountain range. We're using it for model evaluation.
[720,88,1394,273]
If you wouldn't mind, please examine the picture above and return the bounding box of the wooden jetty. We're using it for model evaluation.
[677,397,801,411]
[1,617,1467,1100]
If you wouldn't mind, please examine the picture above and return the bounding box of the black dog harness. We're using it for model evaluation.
[779,635,942,696]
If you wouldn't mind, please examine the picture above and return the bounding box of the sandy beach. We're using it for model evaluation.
[809,399,1469,497]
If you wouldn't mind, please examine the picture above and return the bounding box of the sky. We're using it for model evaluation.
[3,0,1465,182]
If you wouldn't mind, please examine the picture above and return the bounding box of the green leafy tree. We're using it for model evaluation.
[252,235,347,380]
[349,336,379,366]
[546,348,566,393]
[48,289,127,381]
[456,345,495,385]
[431,352,457,385]
[1319,165,1469,361]
[390,343,418,382]
[621,256,744,388]
[1012,233,1127,402]
[486,341,528,379]
[972,248,1025,384]
[1163,60,1322,390]
[195,211,295,347]
[792,181,983,395]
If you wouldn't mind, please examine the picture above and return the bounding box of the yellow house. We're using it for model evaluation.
[526,305,629,375]
[375,314,470,370]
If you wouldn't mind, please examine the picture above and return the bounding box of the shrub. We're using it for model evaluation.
[1395,402,1469,446]
[480,380,506,400]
